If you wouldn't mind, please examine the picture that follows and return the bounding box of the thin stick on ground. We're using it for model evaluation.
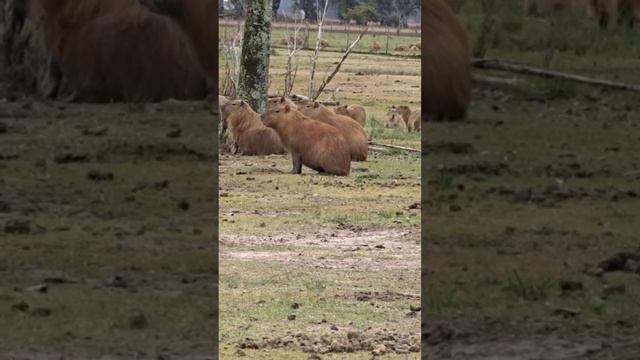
[472,58,640,93]
[368,141,420,153]
[311,26,368,101]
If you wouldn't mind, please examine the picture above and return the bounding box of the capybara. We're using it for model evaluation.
[281,35,304,46]
[262,104,351,176]
[372,40,381,53]
[298,100,368,161]
[334,104,367,126]
[32,0,215,102]
[408,110,421,132]
[385,107,408,130]
[394,105,413,127]
[218,94,230,131]
[221,100,286,156]
[394,45,407,51]
[139,0,217,79]
[267,96,298,110]
[424,0,472,121]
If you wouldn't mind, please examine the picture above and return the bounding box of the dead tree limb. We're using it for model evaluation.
[472,58,640,93]
[308,0,329,99]
[368,141,420,153]
[311,26,368,101]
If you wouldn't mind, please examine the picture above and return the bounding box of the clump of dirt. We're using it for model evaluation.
[238,328,419,355]
[595,249,640,274]
[423,141,476,155]
[444,161,511,176]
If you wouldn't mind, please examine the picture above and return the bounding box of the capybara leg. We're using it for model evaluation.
[232,142,240,155]
[290,154,303,174]
[40,57,62,99]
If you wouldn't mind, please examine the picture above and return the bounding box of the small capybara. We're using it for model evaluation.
[424,0,472,121]
[372,40,381,53]
[385,107,408,130]
[298,100,368,161]
[267,96,298,110]
[221,100,285,156]
[281,35,304,46]
[408,110,421,132]
[394,45,407,51]
[335,104,367,126]
[262,104,351,176]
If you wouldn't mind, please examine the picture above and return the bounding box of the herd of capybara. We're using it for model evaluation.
[219,94,421,176]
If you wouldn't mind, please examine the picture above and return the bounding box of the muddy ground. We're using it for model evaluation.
[0,98,217,359]
[424,4,640,357]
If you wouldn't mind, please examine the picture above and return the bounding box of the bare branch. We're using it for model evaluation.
[312,26,368,101]
[308,0,329,98]
[368,141,420,153]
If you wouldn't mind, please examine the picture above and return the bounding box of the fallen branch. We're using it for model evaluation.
[472,58,640,93]
[268,94,340,105]
[472,73,526,87]
[368,141,420,153]
[312,26,368,101]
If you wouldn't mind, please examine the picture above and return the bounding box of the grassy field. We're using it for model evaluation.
[0,100,217,359]
[219,27,421,358]
[424,2,640,358]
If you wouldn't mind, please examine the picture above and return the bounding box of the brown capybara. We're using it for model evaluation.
[139,0,217,79]
[394,105,413,127]
[267,96,298,110]
[320,40,329,49]
[424,0,472,121]
[334,104,367,126]
[32,0,215,102]
[280,35,304,46]
[385,107,408,130]
[298,100,368,161]
[372,40,381,53]
[221,100,286,156]
[408,110,421,132]
[394,45,407,51]
[262,104,351,176]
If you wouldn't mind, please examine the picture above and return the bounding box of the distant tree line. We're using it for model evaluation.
[225,0,420,27]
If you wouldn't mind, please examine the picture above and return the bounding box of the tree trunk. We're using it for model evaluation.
[237,0,272,113]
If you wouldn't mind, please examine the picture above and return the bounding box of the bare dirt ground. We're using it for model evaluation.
[0,97,217,359]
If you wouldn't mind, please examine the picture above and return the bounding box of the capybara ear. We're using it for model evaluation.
[313,102,319,108]
[280,97,285,103]
[240,100,245,106]
[284,105,291,113]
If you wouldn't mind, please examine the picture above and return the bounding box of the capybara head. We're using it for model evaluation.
[298,100,327,118]
[267,96,297,110]
[221,99,250,125]
[385,107,407,129]
[334,105,349,116]
[262,104,301,129]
